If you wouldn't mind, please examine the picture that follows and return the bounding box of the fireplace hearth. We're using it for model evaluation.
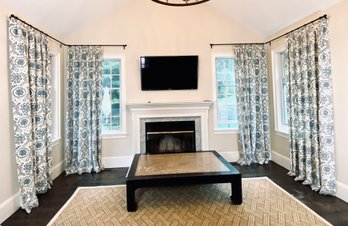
[145,121,196,154]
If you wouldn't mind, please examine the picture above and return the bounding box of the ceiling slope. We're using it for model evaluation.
[0,0,344,39]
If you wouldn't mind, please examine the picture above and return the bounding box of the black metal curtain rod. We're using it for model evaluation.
[9,14,127,49]
[210,42,264,48]
[267,14,327,44]
[10,14,67,46]
[210,14,327,48]
[66,44,127,49]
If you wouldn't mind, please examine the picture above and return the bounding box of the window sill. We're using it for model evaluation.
[51,138,61,147]
[102,132,127,139]
[213,128,239,135]
[274,130,289,138]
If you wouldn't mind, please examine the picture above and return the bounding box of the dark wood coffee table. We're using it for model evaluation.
[126,150,242,211]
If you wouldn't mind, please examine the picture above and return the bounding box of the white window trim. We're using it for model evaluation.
[271,46,289,135]
[212,53,238,134]
[50,52,61,144]
[101,54,127,139]
[275,131,289,138]
[51,139,60,147]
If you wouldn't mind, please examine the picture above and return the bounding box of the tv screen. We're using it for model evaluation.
[140,55,198,90]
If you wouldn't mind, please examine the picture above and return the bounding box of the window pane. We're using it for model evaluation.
[111,60,120,74]
[102,59,122,133]
[103,61,110,74]
[280,52,289,125]
[111,89,120,102]
[218,104,229,120]
[282,81,288,125]
[112,75,120,88]
[228,105,237,120]
[112,103,120,116]
[102,117,109,130]
[217,84,225,96]
[215,57,238,129]
[224,71,233,81]
[273,51,289,133]
[225,86,234,97]
[111,117,120,130]
[216,72,224,81]
[102,74,110,88]
[102,88,111,116]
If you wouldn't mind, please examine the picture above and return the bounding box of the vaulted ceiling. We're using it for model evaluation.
[0,0,343,40]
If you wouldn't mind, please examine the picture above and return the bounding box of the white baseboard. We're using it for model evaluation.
[218,151,239,162]
[336,181,348,203]
[102,156,134,168]
[52,160,64,180]
[0,160,65,224]
[0,191,20,224]
[271,150,348,203]
[271,150,290,170]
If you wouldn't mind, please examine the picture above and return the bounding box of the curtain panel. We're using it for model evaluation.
[65,46,104,175]
[234,44,271,165]
[286,18,336,195]
[8,17,53,213]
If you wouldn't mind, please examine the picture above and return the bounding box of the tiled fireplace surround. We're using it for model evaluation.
[128,102,212,155]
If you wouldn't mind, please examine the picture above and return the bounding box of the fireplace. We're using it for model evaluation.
[140,116,202,154]
[127,101,212,154]
[145,121,196,154]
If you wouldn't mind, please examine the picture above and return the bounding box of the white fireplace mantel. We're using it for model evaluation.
[126,101,213,110]
[127,101,213,154]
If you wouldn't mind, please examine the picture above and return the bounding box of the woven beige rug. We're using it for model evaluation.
[48,177,331,226]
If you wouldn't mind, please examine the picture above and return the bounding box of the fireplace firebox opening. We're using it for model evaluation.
[145,121,196,154]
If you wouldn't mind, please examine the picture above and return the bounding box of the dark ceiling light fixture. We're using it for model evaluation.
[152,0,210,7]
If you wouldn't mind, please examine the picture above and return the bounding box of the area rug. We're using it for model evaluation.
[48,177,331,226]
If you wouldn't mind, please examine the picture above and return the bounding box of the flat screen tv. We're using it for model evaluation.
[140,55,198,90]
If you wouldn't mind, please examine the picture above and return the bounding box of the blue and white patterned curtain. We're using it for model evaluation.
[8,17,52,213]
[286,18,336,195]
[234,44,271,165]
[65,46,103,175]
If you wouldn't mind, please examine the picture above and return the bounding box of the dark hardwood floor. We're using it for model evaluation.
[3,161,348,226]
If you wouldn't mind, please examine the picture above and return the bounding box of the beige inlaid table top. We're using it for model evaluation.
[135,152,230,176]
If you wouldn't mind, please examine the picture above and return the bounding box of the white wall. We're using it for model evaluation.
[267,0,348,202]
[0,5,19,223]
[326,0,348,199]
[66,0,263,164]
[0,5,65,223]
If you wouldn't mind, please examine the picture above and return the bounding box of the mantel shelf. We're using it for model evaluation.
[126,101,213,110]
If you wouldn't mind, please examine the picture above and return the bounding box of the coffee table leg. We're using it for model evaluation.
[230,176,242,204]
[126,184,137,212]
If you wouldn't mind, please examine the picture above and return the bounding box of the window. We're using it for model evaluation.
[50,53,61,143]
[101,57,126,137]
[213,55,238,132]
[272,48,289,135]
